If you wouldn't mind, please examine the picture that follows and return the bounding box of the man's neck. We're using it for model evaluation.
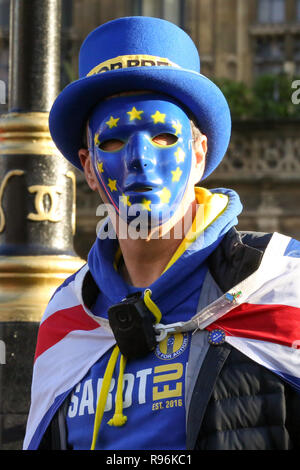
[118,235,184,287]
[117,199,198,287]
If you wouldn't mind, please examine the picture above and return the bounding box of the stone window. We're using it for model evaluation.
[297,0,300,20]
[0,0,9,28]
[257,0,286,23]
[254,35,285,75]
[131,0,185,28]
[294,35,300,74]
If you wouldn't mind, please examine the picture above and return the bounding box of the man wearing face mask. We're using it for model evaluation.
[24,17,300,451]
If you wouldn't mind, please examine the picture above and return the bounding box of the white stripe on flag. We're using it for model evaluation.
[23,326,115,450]
[226,336,300,390]
[197,233,299,329]
[40,264,89,324]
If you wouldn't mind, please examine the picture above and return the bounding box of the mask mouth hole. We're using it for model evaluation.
[133,187,152,193]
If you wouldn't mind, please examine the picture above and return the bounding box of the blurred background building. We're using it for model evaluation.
[0,0,300,258]
[0,0,299,450]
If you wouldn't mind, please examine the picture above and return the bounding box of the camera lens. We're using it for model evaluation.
[117,310,132,326]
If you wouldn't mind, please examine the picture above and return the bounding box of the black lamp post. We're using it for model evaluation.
[0,0,84,449]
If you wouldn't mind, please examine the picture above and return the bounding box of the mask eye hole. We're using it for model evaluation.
[98,139,124,152]
[152,133,178,147]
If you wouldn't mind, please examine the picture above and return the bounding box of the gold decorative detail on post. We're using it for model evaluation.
[0,169,24,232]
[27,185,62,222]
[0,255,85,322]
[0,111,85,322]
[0,112,61,155]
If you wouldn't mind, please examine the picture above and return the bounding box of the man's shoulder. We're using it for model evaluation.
[50,263,87,299]
[238,230,273,250]
[238,230,300,261]
[209,229,300,292]
[42,263,88,321]
[221,228,300,256]
[282,237,300,258]
[208,228,267,290]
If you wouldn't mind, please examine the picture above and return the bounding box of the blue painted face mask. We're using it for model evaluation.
[88,94,194,230]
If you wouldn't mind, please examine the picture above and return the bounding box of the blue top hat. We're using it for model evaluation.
[49,16,231,180]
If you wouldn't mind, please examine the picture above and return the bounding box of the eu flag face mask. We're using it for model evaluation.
[88,93,194,230]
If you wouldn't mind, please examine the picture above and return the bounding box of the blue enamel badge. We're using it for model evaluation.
[208,329,226,346]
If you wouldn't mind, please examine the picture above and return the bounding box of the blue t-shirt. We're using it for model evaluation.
[66,332,191,450]
[66,188,242,449]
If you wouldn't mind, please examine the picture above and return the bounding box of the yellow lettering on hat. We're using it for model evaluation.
[141,59,155,66]
[127,59,140,67]
[86,54,180,76]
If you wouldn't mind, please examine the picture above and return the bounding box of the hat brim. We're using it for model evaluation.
[49,66,231,180]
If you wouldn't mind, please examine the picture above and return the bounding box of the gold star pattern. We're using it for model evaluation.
[94,132,100,146]
[174,147,185,163]
[171,167,183,182]
[151,110,166,124]
[141,198,151,211]
[106,116,120,128]
[107,178,117,192]
[120,193,131,207]
[97,161,104,173]
[127,106,144,121]
[159,187,171,204]
[172,120,182,136]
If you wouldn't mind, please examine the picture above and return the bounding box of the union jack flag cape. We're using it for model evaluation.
[23,232,300,450]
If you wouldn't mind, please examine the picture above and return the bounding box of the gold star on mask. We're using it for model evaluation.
[159,187,171,204]
[106,116,120,128]
[127,106,144,121]
[120,194,131,207]
[171,167,183,182]
[172,120,182,136]
[174,147,185,163]
[141,198,151,211]
[97,161,104,173]
[94,132,100,146]
[151,110,166,124]
[107,178,117,192]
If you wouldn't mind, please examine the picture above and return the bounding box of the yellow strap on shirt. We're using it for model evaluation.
[90,344,120,450]
[90,290,162,449]
[107,353,128,427]
[144,288,162,324]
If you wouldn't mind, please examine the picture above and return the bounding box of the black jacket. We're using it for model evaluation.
[39,229,300,450]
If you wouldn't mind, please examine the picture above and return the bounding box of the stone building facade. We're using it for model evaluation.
[0,0,299,259]
[67,0,300,259]
[187,0,300,82]
[64,0,300,84]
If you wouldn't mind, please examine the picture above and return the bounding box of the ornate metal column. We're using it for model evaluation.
[0,0,84,449]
